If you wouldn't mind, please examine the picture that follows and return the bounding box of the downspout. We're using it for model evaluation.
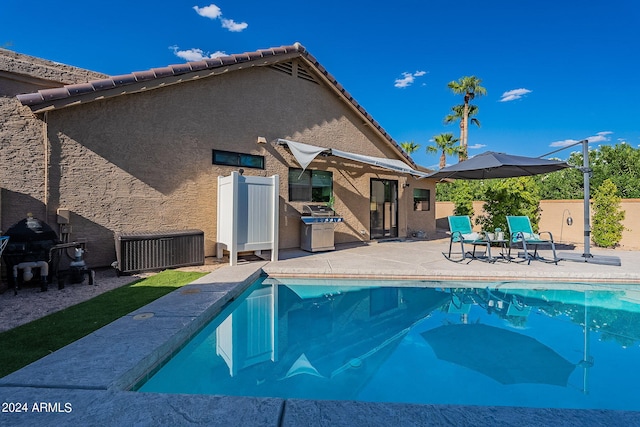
[43,111,49,220]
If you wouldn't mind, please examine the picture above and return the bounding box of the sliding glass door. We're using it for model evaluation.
[369,179,398,239]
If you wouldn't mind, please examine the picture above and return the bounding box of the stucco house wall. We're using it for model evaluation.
[0,49,107,228]
[2,47,436,267]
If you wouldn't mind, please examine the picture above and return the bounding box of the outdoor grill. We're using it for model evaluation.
[2,215,59,293]
[2,214,94,293]
[300,205,343,252]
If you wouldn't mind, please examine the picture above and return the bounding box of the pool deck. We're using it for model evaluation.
[2,239,640,426]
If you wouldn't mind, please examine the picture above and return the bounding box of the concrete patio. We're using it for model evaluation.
[1,239,639,426]
[265,239,640,283]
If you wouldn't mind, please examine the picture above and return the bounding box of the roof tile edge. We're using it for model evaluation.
[13,42,418,169]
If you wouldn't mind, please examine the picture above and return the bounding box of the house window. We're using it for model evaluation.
[413,188,430,211]
[288,169,333,202]
[212,150,265,169]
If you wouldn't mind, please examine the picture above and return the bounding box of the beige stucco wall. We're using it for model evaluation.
[7,60,435,266]
[0,49,107,232]
[271,144,435,249]
[436,199,640,250]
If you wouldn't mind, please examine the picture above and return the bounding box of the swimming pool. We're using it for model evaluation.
[136,276,640,411]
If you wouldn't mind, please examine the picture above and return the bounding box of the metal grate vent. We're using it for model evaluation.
[296,64,318,84]
[270,62,294,76]
[114,229,204,274]
[269,61,318,84]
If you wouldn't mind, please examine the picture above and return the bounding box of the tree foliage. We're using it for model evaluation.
[450,180,475,217]
[443,104,481,153]
[400,141,420,155]
[426,133,462,169]
[591,179,625,248]
[536,143,640,200]
[447,76,486,161]
[436,180,485,202]
[476,177,541,233]
[536,156,583,200]
[590,144,640,198]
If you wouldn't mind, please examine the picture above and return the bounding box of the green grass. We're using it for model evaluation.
[0,270,206,378]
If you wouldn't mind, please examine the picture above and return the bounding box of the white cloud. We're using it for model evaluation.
[468,143,487,150]
[221,18,248,32]
[169,45,226,61]
[394,70,427,88]
[394,73,414,88]
[193,4,248,32]
[499,88,532,102]
[549,131,613,148]
[587,131,613,143]
[193,4,222,19]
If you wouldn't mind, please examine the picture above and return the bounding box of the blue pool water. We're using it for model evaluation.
[137,277,640,410]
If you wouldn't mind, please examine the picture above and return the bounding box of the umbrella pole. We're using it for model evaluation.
[582,298,591,394]
[550,139,621,265]
[581,139,592,259]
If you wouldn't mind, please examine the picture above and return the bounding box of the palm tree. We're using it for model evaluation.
[400,141,421,156]
[426,133,462,169]
[447,76,487,161]
[444,104,481,158]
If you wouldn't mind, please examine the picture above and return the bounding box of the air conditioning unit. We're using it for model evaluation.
[114,230,204,275]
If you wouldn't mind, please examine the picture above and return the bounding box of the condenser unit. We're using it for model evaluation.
[114,230,204,274]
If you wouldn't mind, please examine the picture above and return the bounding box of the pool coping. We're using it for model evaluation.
[2,247,640,426]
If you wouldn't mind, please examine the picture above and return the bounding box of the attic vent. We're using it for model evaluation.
[269,61,319,84]
[296,64,319,84]
[270,62,294,76]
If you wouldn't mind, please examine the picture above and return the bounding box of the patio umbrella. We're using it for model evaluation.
[426,151,570,180]
[421,323,576,386]
[426,145,621,266]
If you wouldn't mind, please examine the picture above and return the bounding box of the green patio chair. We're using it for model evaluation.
[506,215,558,264]
[445,216,495,263]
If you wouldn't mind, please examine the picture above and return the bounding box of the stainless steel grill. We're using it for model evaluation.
[300,205,343,252]
[114,229,204,274]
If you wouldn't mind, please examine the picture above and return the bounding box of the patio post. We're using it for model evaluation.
[581,139,592,259]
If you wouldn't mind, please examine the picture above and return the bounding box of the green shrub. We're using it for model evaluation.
[451,180,475,217]
[591,179,625,248]
[476,177,541,232]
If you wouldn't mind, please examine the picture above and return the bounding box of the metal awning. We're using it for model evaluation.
[277,139,429,178]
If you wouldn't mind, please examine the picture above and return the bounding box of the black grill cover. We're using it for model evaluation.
[3,216,59,263]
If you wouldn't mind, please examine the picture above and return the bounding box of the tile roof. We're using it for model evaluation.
[16,43,418,168]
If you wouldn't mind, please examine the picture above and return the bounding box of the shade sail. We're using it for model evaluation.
[331,148,428,176]
[277,139,429,178]
[426,151,570,180]
[282,353,325,379]
[282,140,328,172]
[422,323,576,386]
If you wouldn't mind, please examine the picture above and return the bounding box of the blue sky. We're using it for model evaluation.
[2,0,639,169]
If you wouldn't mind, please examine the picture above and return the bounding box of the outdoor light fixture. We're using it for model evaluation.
[256,136,267,144]
[559,209,573,243]
[563,209,573,226]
